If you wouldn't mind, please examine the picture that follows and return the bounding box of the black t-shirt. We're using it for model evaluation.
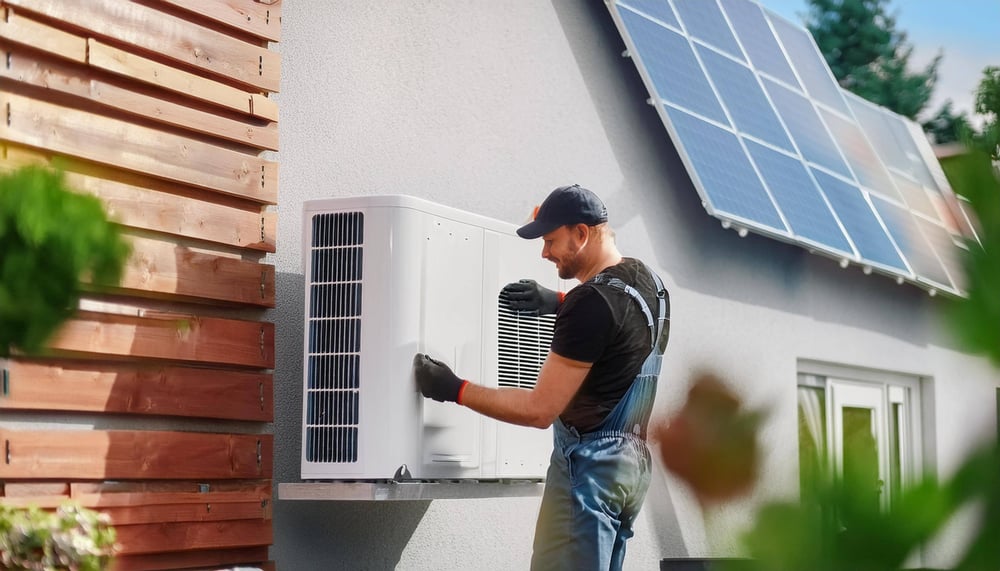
[551,257,669,433]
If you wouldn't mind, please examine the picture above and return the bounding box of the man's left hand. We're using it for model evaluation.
[413,353,468,403]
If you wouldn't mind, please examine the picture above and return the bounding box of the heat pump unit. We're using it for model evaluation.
[301,195,562,480]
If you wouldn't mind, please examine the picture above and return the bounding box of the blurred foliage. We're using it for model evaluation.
[0,166,130,357]
[805,0,939,119]
[0,503,117,571]
[735,444,1000,571]
[654,373,764,505]
[945,151,1000,366]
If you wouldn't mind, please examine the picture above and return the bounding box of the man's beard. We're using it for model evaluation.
[556,248,582,280]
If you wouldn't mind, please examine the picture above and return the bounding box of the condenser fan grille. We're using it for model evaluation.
[305,211,363,464]
[497,291,555,389]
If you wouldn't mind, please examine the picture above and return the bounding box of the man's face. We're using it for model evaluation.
[541,225,584,280]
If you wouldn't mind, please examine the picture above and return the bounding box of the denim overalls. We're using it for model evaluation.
[531,269,669,571]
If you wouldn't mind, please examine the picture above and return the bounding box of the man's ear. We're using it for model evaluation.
[571,223,589,241]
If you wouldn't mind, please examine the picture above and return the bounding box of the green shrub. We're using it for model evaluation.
[0,165,130,358]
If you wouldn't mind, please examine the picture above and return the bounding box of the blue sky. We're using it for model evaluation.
[759,0,1000,123]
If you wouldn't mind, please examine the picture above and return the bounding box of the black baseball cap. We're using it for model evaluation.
[516,184,608,239]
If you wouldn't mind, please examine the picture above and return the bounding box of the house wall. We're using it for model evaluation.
[273,1,999,570]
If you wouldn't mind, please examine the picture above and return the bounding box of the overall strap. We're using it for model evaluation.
[590,266,668,354]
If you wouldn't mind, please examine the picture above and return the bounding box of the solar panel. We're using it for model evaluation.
[618,6,729,124]
[673,0,744,59]
[696,45,794,151]
[870,196,954,290]
[665,107,786,231]
[719,0,800,89]
[606,0,968,296]
[767,14,851,116]
[744,140,852,254]
[618,0,681,30]
[811,170,909,274]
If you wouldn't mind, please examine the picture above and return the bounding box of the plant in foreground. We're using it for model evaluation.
[0,504,117,571]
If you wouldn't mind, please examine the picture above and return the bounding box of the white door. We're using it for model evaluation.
[828,380,887,510]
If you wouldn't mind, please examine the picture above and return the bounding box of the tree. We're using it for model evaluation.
[922,99,974,145]
[805,0,940,119]
[973,66,1000,158]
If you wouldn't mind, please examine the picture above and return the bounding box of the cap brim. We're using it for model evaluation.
[516,219,560,239]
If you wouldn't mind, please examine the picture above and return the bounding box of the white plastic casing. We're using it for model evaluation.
[301,195,561,480]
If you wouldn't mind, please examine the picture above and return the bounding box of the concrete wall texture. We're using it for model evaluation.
[270,2,999,569]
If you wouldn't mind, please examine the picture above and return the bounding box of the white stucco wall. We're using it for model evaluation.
[271,2,999,569]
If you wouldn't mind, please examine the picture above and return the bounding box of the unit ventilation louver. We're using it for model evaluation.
[305,212,363,464]
[497,292,555,390]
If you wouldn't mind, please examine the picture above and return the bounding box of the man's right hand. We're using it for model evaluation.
[502,279,562,314]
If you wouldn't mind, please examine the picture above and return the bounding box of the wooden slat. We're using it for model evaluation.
[1,482,70,498]
[71,481,269,499]
[88,39,261,119]
[250,92,279,122]
[71,480,271,505]
[153,0,281,42]
[0,92,277,204]
[4,0,279,92]
[112,519,272,555]
[0,430,273,479]
[110,547,270,571]
[0,6,86,62]
[1,361,273,421]
[119,233,275,307]
[101,500,270,525]
[47,310,274,369]
[1,145,276,252]
[2,500,270,527]
[3,481,272,509]
[0,48,279,150]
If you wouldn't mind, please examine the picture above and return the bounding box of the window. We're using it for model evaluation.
[797,362,924,510]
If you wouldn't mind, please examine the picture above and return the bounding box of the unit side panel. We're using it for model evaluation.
[418,214,487,477]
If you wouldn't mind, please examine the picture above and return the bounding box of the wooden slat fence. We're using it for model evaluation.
[0,1,280,569]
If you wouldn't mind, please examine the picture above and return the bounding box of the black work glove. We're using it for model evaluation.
[502,279,562,314]
[413,353,468,403]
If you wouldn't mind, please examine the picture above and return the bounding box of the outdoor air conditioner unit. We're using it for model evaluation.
[300,195,562,480]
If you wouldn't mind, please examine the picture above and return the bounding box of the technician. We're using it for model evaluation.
[413,184,670,571]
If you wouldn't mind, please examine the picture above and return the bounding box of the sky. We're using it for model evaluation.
[760,0,1000,124]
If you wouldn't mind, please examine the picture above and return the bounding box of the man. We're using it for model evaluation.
[413,184,670,570]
